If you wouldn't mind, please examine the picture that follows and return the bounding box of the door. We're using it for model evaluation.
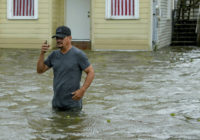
[65,0,91,40]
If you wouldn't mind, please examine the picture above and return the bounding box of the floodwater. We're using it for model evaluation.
[0,46,200,139]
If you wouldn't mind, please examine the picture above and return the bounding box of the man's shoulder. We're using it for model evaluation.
[71,46,85,55]
[72,46,82,53]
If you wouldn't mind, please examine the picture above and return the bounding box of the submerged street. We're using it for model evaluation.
[0,46,200,139]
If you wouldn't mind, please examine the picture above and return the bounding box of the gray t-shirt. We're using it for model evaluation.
[44,46,90,110]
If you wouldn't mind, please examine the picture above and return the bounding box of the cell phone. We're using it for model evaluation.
[44,40,48,45]
[43,40,49,53]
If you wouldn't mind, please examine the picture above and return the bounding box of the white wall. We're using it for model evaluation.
[157,0,172,48]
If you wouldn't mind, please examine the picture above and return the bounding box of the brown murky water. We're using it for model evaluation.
[1,46,200,139]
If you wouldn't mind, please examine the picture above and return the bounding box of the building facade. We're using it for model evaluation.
[0,0,174,51]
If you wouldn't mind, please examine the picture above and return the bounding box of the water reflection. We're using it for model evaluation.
[0,46,200,139]
[27,109,86,139]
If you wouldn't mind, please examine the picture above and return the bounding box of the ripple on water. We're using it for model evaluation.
[1,48,200,139]
[17,86,41,93]
[0,102,18,107]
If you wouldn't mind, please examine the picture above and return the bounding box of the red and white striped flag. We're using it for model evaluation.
[111,0,135,16]
[13,0,35,16]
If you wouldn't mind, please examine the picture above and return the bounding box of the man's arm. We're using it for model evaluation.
[72,65,95,100]
[37,42,50,74]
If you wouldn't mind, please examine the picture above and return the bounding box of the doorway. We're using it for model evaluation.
[65,0,91,40]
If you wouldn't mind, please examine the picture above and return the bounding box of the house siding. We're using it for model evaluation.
[157,0,172,49]
[0,0,51,49]
[92,0,151,51]
[51,0,65,48]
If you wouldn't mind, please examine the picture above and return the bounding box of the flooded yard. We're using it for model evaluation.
[0,46,200,139]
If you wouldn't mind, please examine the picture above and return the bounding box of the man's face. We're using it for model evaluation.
[56,36,70,48]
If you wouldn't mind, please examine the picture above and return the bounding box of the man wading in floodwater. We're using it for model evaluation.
[37,26,94,111]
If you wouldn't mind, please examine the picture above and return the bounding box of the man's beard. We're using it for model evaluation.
[56,42,63,49]
[57,45,63,49]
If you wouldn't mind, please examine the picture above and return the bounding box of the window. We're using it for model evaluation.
[106,0,139,19]
[7,0,38,19]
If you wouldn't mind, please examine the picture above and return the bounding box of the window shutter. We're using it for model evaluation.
[106,0,139,19]
[7,0,38,19]
[13,0,35,16]
[111,0,135,16]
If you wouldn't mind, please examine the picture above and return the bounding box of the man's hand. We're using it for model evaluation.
[37,40,50,74]
[72,88,86,100]
[41,40,49,54]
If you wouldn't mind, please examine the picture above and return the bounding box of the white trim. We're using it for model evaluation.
[7,0,38,19]
[105,0,111,18]
[150,0,153,51]
[105,0,139,19]
[172,0,175,10]
[167,0,172,19]
[157,0,161,18]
